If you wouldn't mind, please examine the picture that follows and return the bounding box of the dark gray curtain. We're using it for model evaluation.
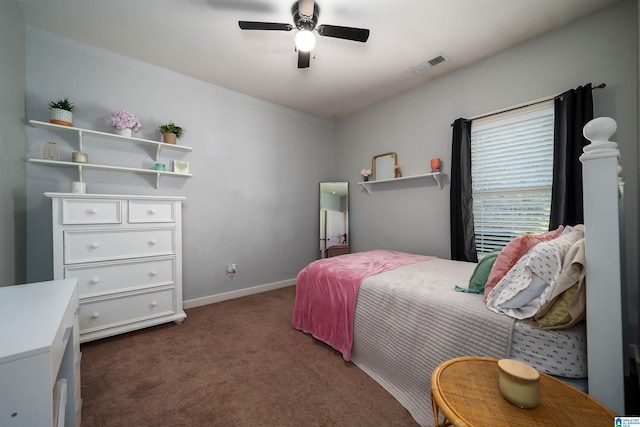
[549,84,593,229]
[450,118,477,262]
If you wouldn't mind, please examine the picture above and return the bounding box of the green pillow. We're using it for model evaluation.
[454,249,502,294]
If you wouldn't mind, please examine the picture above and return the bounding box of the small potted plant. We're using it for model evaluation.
[158,121,185,145]
[109,110,142,137]
[49,97,75,126]
[360,168,372,182]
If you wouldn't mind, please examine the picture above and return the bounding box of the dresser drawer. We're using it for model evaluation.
[64,228,175,264]
[63,199,122,225]
[129,200,175,223]
[65,257,176,297]
[79,287,175,333]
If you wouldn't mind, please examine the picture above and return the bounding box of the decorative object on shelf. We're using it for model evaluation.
[43,141,60,160]
[71,152,88,163]
[360,168,372,182]
[173,160,190,174]
[372,152,397,180]
[154,163,166,171]
[159,121,185,145]
[48,97,75,126]
[394,165,402,178]
[70,181,86,194]
[109,110,142,137]
[430,157,442,173]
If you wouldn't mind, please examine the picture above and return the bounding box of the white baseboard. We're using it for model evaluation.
[183,278,296,309]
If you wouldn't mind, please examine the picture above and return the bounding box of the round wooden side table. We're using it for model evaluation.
[430,356,616,427]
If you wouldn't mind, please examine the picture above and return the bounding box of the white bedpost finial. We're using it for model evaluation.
[583,117,618,152]
[580,117,622,180]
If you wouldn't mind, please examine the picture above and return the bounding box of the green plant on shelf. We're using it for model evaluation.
[48,97,75,112]
[158,121,185,139]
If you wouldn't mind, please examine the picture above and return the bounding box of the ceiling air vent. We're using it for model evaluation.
[411,54,448,74]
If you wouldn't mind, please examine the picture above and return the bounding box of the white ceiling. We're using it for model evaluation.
[16,0,621,120]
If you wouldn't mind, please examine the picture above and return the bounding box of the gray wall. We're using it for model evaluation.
[0,1,26,285]
[337,0,639,345]
[24,28,337,301]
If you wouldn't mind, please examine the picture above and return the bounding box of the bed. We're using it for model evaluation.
[292,117,625,425]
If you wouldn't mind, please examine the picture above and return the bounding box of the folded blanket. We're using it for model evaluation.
[292,250,433,360]
[534,238,586,329]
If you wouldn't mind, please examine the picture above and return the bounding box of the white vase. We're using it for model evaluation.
[117,128,132,137]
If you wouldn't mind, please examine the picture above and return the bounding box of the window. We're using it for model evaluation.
[471,101,554,256]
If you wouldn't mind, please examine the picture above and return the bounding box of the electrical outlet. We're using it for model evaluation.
[227,264,237,277]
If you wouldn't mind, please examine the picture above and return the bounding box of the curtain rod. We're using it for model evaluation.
[450,83,606,126]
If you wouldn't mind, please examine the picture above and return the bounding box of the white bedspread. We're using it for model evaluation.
[351,258,515,427]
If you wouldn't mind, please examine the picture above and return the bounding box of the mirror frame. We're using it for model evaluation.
[319,182,349,259]
[372,152,398,181]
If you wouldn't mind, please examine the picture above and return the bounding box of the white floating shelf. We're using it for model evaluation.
[358,172,444,195]
[30,159,192,189]
[30,120,192,160]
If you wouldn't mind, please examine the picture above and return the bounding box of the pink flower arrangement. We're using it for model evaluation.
[360,168,372,177]
[109,110,142,132]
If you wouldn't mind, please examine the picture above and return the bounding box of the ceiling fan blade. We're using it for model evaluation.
[298,0,315,18]
[238,21,293,31]
[298,51,310,68]
[317,24,369,42]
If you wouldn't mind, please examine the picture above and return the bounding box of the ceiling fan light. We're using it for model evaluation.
[295,30,316,52]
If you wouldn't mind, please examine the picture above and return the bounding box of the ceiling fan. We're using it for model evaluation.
[238,0,370,69]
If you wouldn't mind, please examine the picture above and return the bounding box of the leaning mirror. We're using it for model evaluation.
[372,152,397,180]
[319,182,349,259]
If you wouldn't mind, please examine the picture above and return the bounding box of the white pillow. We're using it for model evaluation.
[527,225,585,285]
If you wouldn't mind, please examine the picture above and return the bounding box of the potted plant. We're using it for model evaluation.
[158,121,185,145]
[49,97,75,126]
[109,110,142,137]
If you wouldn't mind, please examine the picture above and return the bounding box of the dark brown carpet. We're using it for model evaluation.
[80,286,418,426]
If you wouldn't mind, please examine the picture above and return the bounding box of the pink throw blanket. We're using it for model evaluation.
[292,250,433,361]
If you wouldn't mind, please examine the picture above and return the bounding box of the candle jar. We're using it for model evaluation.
[70,181,86,194]
[430,157,441,172]
[72,152,88,163]
[497,359,540,409]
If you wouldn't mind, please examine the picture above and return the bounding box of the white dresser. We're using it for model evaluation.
[0,279,81,427]
[46,193,187,343]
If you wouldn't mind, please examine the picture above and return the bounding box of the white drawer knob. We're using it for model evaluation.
[147,209,156,215]
[87,208,97,215]
[149,270,158,276]
[89,243,99,249]
[90,277,100,284]
[148,239,157,246]
[150,301,158,307]
[91,312,99,319]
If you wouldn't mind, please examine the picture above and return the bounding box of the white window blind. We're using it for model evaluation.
[471,101,554,256]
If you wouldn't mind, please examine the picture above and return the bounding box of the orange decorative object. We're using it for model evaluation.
[430,158,441,172]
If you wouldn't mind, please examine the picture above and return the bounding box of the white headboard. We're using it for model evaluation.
[580,117,625,414]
